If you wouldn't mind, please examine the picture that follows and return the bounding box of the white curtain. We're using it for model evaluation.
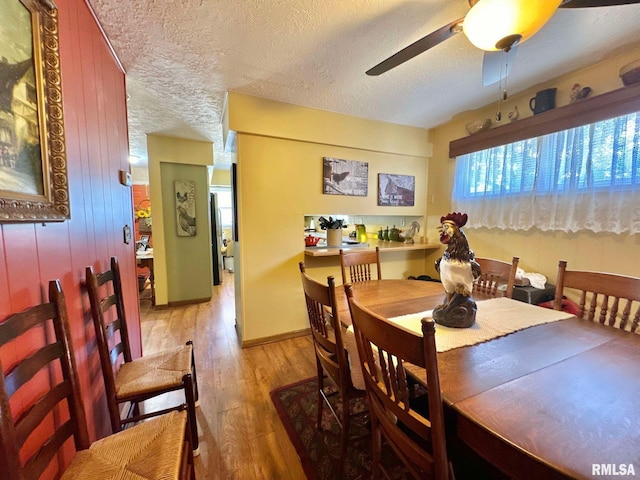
[452,112,640,234]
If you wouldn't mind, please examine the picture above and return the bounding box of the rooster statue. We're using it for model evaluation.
[403,220,420,244]
[433,212,481,328]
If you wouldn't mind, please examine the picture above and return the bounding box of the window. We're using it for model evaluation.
[211,187,233,228]
[452,112,640,234]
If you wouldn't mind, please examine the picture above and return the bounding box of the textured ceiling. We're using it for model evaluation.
[87,0,640,170]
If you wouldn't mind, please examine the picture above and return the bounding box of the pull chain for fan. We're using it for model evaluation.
[496,51,509,122]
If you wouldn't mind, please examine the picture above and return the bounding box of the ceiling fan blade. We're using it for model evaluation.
[482,46,518,86]
[560,0,640,7]
[366,17,465,76]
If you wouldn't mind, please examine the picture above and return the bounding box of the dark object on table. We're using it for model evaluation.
[408,274,441,282]
[512,283,555,305]
[433,292,478,328]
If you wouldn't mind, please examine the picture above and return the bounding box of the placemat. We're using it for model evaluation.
[346,297,574,390]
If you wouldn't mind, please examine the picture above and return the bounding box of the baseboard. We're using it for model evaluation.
[241,328,310,348]
[167,296,212,307]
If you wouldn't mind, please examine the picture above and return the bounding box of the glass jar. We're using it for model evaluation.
[390,225,400,242]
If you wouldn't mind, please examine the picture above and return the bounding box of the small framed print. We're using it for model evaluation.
[322,157,368,197]
[378,174,415,206]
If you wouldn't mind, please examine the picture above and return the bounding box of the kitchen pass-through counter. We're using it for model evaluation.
[304,239,440,257]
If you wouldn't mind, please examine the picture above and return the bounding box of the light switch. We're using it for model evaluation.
[119,169,132,186]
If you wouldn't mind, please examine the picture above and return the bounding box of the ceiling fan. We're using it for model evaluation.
[366,0,640,78]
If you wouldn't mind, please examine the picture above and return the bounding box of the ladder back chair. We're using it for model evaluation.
[554,260,640,333]
[340,246,382,284]
[299,262,367,478]
[86,256,200,455]
[473,256,519,299]
[0,280,195,480]
[345,284,455,480]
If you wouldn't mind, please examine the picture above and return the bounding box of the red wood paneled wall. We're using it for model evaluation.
[0,0,140,456]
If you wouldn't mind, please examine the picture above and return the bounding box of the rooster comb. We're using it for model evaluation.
[440,212,468,228]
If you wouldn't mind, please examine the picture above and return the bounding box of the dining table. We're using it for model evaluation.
[337,279,640,480]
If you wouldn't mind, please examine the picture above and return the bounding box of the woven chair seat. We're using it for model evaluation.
[116,345,193,398]
[61,411,187,479]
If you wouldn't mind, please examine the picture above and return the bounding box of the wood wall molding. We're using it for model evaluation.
[449,82,640,158]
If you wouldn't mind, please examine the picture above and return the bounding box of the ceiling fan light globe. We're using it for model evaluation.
[463,0,562,51]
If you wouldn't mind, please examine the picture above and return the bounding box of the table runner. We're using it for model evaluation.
[345,297,575,390]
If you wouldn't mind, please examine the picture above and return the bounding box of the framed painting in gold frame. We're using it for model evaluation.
[0,0,69,222]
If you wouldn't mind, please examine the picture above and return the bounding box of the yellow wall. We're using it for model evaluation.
[227,93,432,344]
[426,46,640,284]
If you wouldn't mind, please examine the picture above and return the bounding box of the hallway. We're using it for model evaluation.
[139,271,316,479]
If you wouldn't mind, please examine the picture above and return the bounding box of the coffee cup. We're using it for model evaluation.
[529,88,557,115]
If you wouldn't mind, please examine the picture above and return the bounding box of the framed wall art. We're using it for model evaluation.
[378,174,415,206]
[175,180,196,236]
[322,157,368,197]
[0,0,69,222]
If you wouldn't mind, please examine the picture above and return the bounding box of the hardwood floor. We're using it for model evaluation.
[139,270,317,479]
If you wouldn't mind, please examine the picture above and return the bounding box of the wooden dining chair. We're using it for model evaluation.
[345,283,455,480]
[0,280,195,480]
[299,262,367,478]
[473,256,519,299]
[340,246,382,284]
[86,256,200,455]
[554,260,640,332]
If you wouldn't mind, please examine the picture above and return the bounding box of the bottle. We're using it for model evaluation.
[377,228,383,240]
[383,227,390,241]
[356,224,367,243]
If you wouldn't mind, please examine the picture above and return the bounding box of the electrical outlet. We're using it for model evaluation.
[429,194,435,204]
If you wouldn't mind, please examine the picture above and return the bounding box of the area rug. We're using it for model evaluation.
[270,377,411,480]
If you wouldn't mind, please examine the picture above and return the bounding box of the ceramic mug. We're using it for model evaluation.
[529,88,557,115]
